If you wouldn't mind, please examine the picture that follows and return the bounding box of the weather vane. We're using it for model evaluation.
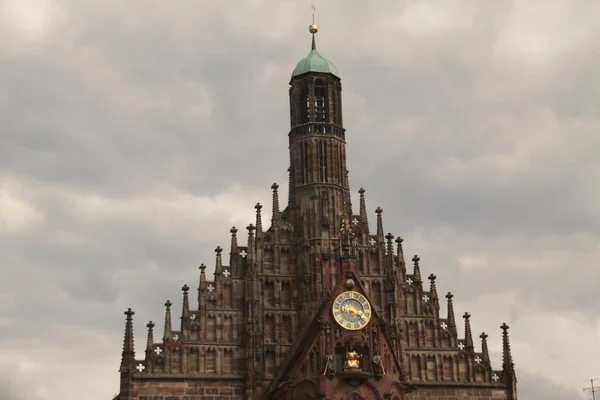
[310,3,318,34]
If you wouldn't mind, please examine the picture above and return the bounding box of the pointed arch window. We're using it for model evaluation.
[314,79,327,122]
[302,86,310,123]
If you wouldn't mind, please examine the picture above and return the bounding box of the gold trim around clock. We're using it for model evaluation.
[332,291,372,330]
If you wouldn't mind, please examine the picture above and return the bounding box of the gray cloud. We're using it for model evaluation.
[518,371,586,400]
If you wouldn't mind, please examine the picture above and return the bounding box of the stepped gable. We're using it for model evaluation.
[113,18,518,400]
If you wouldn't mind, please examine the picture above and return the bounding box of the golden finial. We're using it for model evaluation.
[309,3,318,34]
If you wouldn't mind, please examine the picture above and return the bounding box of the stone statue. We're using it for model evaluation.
[373,353,385,376]
[323,352,335,377]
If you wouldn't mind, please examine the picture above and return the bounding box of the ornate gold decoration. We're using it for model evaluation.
[344,351,362,370]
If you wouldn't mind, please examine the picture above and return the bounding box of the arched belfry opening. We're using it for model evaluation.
[301,85,310,124]
[314,78,327,122]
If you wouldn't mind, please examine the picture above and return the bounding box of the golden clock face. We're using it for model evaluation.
[332,291,372,330]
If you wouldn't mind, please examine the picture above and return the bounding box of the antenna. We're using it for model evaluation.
[584,378,599,400]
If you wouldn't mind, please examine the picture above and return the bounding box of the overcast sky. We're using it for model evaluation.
[1,1,599,399]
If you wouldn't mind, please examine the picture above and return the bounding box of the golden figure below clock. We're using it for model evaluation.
[332,291,372,330]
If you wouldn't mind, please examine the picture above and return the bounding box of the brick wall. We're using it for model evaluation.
[128,380,245,400]
[407,387,509,400]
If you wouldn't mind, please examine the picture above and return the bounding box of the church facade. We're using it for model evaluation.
[115,26,518,400]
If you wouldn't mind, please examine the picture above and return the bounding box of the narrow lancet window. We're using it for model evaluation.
[302,142,309,183]
[302,87,310,123]
[337,143,343,184]
[323,141,328,182]
[299,142,306,185]
[318,140,328,182]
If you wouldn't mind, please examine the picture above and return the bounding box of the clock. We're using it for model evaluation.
[332,291,372,330]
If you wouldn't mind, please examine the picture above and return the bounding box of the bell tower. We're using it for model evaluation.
[287,21,351,242]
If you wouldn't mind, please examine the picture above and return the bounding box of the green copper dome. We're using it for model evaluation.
[291,48,339,79]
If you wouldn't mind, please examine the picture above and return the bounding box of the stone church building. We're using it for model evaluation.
[114,24,518,400]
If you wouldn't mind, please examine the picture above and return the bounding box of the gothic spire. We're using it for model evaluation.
[375,207,384,242]
[215,246,223,276]
[463,312,474,351]
[120,308,136,372]
[345,171,352,211]
[501,322,516,377]
[181,285,190,334]
[163,300,172,340]
[446,292,456,333]
[198,264,207,307]
[271,183,280,225]
[198,264,206,291]
[480,332,490,363]
[247,224,256,262]
[385,233,394,269]
[358,188,369,234]
[396,236,406,273]
[255,203,263,235]
[412,255,421,283]
[428,274,438,303]
[229,227,238,266]
[145,320,155,361]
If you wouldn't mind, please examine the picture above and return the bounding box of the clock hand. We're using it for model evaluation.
[355,309,368,320]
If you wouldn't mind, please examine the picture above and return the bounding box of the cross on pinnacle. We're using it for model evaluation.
[182,285,189,293]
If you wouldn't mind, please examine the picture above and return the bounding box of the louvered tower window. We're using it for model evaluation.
[302,87,310,123]
[314,79,326,122]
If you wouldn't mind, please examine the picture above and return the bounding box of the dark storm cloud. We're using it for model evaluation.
[1,1,598,399]
[1,1,301,196]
